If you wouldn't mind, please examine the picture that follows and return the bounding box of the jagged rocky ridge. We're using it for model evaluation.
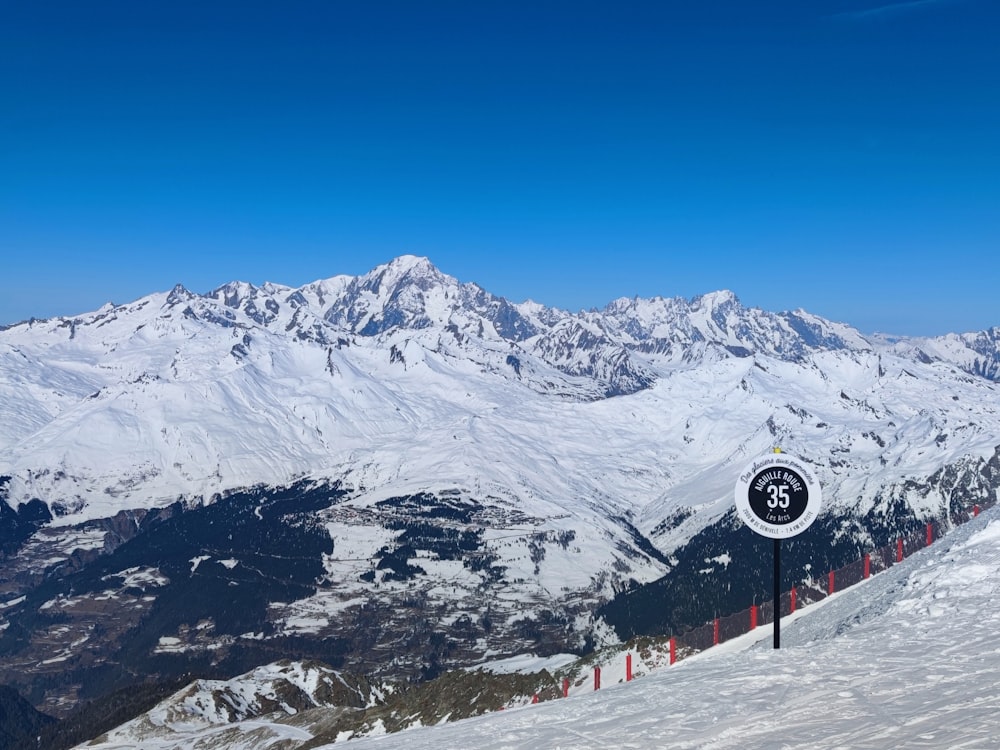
[1,255,999,727]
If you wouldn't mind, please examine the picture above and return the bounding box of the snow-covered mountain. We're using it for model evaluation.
[3,255,996,522]
[1,255,999,720]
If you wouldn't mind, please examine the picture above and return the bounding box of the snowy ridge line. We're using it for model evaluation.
[502,498,994,710]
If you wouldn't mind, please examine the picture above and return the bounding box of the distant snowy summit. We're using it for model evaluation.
[1,254,998,526]
[3,255,996,391]
[215,255,997,385]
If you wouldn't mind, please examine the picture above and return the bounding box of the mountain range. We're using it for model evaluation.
[1,255,998,730]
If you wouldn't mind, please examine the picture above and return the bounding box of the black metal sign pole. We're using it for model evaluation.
[773,537,780,649]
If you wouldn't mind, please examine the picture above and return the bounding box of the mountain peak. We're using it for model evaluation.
[371,255,442,286]
[691,289,740,311]
[386,254,436,272]
[322,256,456,335]
[208,280,259,309]
[165,283,195,306]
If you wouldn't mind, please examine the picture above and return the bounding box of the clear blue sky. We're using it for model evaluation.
[2,0,997,335]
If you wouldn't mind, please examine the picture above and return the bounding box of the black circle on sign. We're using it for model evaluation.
[747,466,809,527]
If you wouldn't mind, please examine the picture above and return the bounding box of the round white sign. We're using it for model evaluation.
[734,453,822,539]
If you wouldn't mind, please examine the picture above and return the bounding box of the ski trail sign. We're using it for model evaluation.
[735,450,822,648]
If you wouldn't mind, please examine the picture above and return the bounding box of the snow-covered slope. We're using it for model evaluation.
[335,505,1000,750]
[82,661,385,749]
[76,502,1000,749]
[883,327,1000,382]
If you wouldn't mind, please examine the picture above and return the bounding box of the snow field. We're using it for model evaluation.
[331,505,1000,750]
